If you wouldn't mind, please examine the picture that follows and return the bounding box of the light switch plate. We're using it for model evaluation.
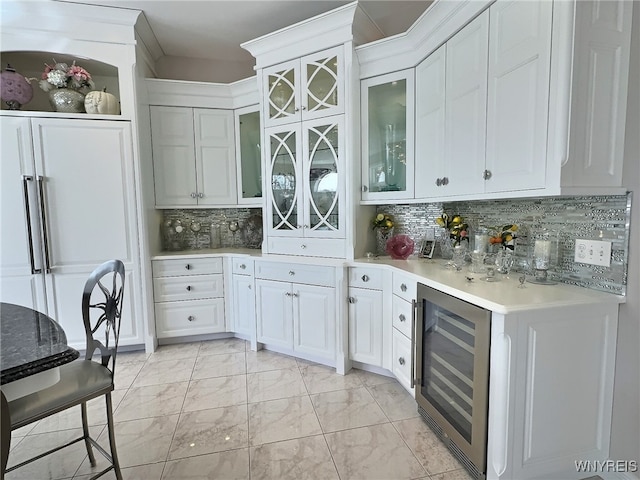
[574,239,612,267]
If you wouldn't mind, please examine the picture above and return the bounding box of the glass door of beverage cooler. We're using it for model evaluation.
[415,284,491,477]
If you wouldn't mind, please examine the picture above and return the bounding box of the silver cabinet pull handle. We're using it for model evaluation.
[292,292,299,298]
[441,177,449,186]
[240,264,246,269]
[248,285,252,290]
[22,175,41,274]
[285,292,291,297]
[348,297,356,304]
[188,315,195,322]
[398,357,405,366]
[436,178,442,186]
[198,192,204,198]
[186,286,192,291]
[399,314,406,322]
[289,271,295,276]
[361,274,369,282]
[37,176,51,274]
[401,283,407,292]
[483,169,492,180]
[362,185,368,192]
[185,264,191,270]
[191,192,197,198]
[411,299,417,388]
[301,244,307,249]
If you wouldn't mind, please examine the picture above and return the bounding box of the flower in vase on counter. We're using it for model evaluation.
[436,213,468,246]
[39,60,95,92]
[372,213,394,231]
[489,224,518,250]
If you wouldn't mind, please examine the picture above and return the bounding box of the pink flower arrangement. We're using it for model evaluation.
[39,60,95,92]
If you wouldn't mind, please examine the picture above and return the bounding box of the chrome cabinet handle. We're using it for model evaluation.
[483,169,492,180]
[399,314,406,322]
[198,192,204,198]
[301,244,306,249]
[285,292,291,297]
[248,285,252,290]
[239,264,246,269]
[411,299,417,388]
[188,315,195,322]
[362,185,368,192]
[186,286,192,291]
[22,175,41,274]
[292,292,299,298]
[436,178,442,186]
[348,297,356,304]
[400,283,407,292]
[185,264,192,270]
[361,274,369,282]
[289,271,295,276]
[191,192,197,198]
[441,177,449,186]
[37,176,51,274]
[398,357,405,366]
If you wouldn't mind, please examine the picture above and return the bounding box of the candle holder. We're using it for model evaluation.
[529,228,558,285]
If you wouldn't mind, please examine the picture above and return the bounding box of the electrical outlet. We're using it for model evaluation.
[574,239,612,267]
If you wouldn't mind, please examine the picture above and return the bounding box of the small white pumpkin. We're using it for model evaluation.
[84,88,120,115]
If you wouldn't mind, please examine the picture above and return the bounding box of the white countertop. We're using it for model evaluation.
[353,256,625,314]
[151,250,624,314]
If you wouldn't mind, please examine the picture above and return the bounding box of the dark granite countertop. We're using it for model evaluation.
[0,303,79,385]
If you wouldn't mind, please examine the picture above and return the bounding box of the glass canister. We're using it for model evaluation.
[529,228,558,284]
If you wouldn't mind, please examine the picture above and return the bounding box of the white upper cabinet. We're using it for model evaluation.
[263,46,344,128]
[415,11,489,199]
[361,69,415,202]
[150,106,237,207]
[235,106,262,206]
[485,1,553,194]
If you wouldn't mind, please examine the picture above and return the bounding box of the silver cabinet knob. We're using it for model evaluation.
[248,285,252,290]
[185,264,191,270]
[285,292,292,297]
[198,192,204,198]
[289,271,295,276]
[188,315,195,322]
[240,264,246,269]
[398,357,405,365]
[441,177,449,186]
[186,285,192,291]
[362,185,368,192]
[361,274,369,282]
[191,192,197,198]
[436,178,442,187]
[483,169,492,180]
[401,283,407,292]
[292,292,299,297]
[301,244,307,249]
[348,297,356,304]
[399,314,406,322]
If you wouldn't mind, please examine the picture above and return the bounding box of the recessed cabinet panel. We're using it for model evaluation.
[415,46,446,199]
[348,287,383,366]
[485,1,552,193]
[256,278,294,348]
[195,109,237,205]
[444,11,488,196]
[293,283,336,360]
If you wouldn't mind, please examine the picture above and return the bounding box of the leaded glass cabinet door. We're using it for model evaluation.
[264,58,301,128]
[303,116,344,239]
[266,125,302,237]
[301,46,344,121]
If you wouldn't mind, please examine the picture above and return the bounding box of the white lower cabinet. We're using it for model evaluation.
[348,287,383,367]
[230,257,256,341]
[152,257,226,338]
[391,328,413,393]
[255,261,336,364]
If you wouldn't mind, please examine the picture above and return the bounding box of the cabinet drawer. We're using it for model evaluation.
[153,257,223,277]
[392,271,417,303]
[349,266,383,290]
[267,237,347,259]
[155,298,225,338]
[255,261,335,287]
[153,274,224,302]
[392,328,414,394]
[392,294,413,339]
[232,257,254,275]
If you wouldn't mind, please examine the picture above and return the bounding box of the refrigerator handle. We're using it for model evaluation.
[37,176,52,274]
[411,298,417,388]
[22,175,42,274]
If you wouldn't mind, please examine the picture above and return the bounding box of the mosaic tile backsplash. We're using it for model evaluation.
[161,208,263,251]
[377,194,632,296]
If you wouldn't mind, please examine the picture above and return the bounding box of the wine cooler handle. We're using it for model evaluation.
[22,176,41,274]
[411,298,417,388]
[37,176,52,274]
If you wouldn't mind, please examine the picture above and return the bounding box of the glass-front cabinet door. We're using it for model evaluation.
[266,125,302,237]
[361,69,415,202]
[235,105,262,206]
[303,116,344,239]
[263,46,343,128]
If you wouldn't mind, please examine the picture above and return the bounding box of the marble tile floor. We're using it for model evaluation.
[5,338,476,480]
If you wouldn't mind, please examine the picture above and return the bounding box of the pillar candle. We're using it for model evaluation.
[533,239,551,269]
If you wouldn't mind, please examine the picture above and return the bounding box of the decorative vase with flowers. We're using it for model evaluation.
[372,212,394,255]
[39,60,95,113]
